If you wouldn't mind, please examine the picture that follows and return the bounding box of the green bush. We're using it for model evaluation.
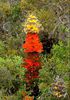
[39,40,70,100]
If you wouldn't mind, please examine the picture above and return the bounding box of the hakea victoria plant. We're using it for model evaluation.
[22,13,43,99]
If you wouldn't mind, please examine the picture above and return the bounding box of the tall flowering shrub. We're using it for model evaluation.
[22,14,43,97]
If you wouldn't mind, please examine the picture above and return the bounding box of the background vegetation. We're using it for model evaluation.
[0,0,70,100]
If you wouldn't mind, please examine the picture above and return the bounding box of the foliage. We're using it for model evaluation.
[0,1,11,15]
[0,40,24,98]
[38,40,70,100]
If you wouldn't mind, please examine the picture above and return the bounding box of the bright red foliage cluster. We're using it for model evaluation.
[23,53,41,84]
[22,33,43,53]
[24,59,41,71]
[22,32,43,90]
